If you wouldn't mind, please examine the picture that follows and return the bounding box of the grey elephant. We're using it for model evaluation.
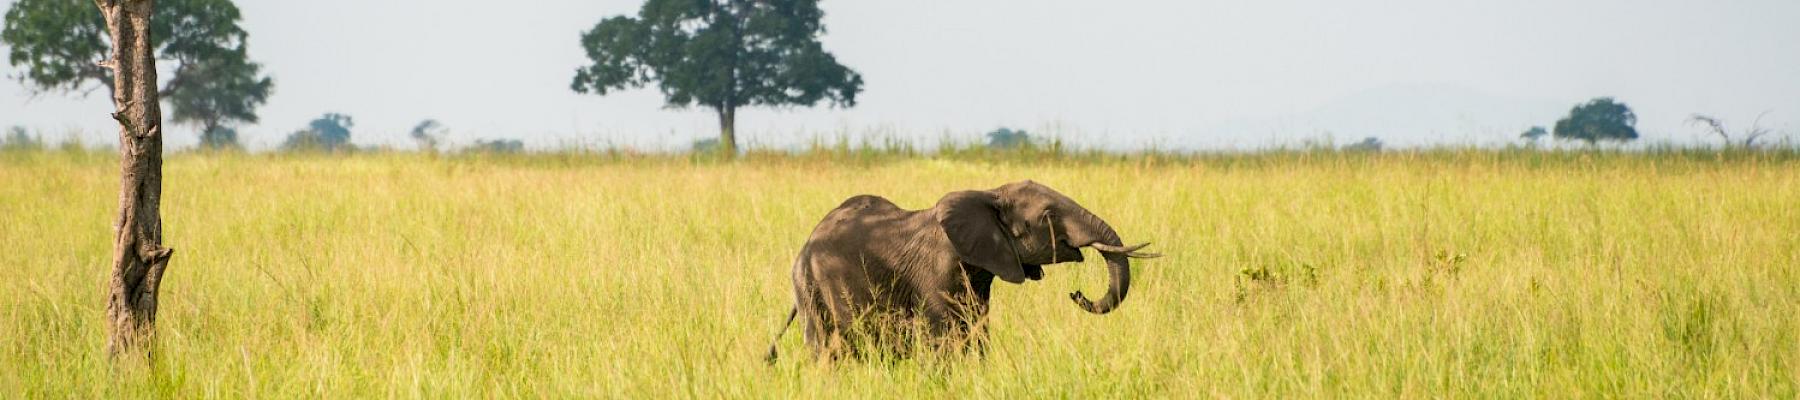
[766,180,1159,361]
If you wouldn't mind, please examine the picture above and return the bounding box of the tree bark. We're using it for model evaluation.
[96,0,173,361]
[718,106,737,156]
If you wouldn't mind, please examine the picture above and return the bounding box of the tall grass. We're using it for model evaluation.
[1,149,1795,397]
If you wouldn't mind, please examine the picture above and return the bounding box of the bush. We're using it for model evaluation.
[1343,137,1383,152]
[468,138,524,154]
[2,126,43,151]
[985,127,1031,149]
[282,113,356,152]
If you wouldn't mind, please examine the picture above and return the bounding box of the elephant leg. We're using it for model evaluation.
[794,279,828,359]
[964,313,991,357]
[945,268,996,355]
[919,289,987,353]
[812,258,873,359]
[820,291,862,359]
[920,294,961,350]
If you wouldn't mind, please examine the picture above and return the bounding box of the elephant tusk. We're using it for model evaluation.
[1091,242,1149,253]
[1090,242,1163,259]
[1123,251,1162,259]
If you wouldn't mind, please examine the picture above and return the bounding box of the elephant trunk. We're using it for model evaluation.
[1071,252,1131,314]
[1070,219,1148,314]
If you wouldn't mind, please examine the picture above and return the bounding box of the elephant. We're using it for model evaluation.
[765,180,1160,362]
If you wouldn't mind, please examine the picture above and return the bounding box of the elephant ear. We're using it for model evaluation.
[937,191,1028,284]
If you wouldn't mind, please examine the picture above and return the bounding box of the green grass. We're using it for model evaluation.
[2,149,1796,397]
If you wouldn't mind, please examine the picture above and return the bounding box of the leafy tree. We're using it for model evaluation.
[167,50,271,149]
[986,127,1031,149]
[305,113,353,147]
[282,113,355,152]
[1343,136,1383,151]
[570,0,864,155]
[1520,126,1548,141]
[410,119,444,152]
[2,0,272,147]
[1553,98,1638,144]
[2,125,43,151]
[468,138,524,154]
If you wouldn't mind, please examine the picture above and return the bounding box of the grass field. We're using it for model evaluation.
[2,149,1797,397]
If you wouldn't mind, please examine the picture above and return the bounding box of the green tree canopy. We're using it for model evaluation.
[167,47,272,149]
[1343,136,1383,152]
[281,113,354,152]
[570,0,864,155]
[468,138,524,154]
[410,119,444,152]
[1520,126,1548,141]
[3,0,271,147]
[986,127,1031,149]
[1553,98,1638,144]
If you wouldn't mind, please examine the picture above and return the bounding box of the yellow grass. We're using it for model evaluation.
[2,150,1796,397]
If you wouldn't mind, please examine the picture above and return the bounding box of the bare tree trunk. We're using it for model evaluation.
[718,106,737,156]
[96,0,173,361]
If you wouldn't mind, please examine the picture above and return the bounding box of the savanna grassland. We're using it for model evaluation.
[2,149,1797,397]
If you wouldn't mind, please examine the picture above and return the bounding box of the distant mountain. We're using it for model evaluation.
[1201,83,1567,149]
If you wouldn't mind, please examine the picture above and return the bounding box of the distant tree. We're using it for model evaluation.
[2,0,272,147]
[282,113,354,152]
[409,119,444,152]
[168,52,272,149]
[1553,98,1638,144]
[1520,126,1548,142]
[986,127,1031,149]
[468,138,524,154]
[1343,136,1383,151]
[1689,113,1774,149]
[570,0,864,156]
[691,137,720,153]
[3,125,43,150]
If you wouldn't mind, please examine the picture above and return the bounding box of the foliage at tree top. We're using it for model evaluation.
[1553,97,1639,144]
[410,119,444,152]
[1343,137,1384,151]
[986,128,1032,149]
[1520,126,1548,140]
[570,0,863,112]
[166,49,273,147]
[282,113,355,152]
[3,0,256,95]
[469,138,525,154]
[3,0,271,148]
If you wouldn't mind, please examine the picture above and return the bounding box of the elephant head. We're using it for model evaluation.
[936,180,1160,314]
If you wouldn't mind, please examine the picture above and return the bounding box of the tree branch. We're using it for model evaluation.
[160,60,192,95]
[110,111,135,133]
[136,244,173,306]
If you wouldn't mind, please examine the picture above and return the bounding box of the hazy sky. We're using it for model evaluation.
[3,0,1797,150]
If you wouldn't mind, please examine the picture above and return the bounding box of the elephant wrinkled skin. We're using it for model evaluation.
[766,181,1159,362]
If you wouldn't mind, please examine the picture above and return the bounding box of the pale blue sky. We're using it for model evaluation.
[3,0,1797,150]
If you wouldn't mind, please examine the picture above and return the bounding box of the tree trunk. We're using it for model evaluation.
[718,106,737,156]
[97,0,173,361]
[199,120,219,149]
